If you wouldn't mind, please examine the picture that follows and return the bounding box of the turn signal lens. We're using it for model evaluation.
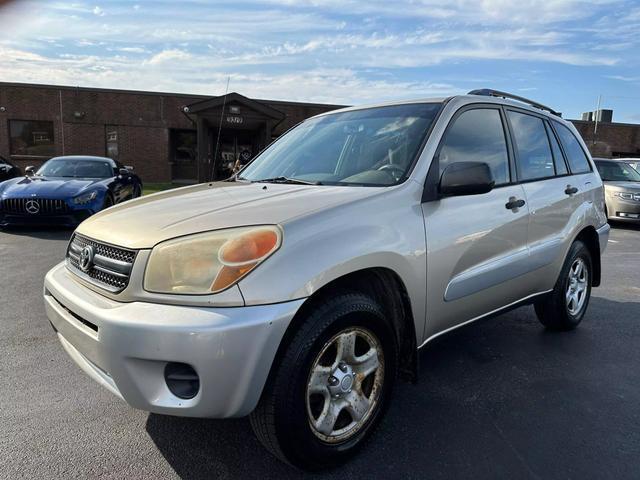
[218,229,279,266]
[212,228,280,291]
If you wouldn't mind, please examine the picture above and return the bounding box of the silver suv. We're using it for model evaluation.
[44,89,609,469]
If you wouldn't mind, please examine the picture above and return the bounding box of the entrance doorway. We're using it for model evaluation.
[210,128,258,180]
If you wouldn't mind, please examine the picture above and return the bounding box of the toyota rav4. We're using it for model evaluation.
[44,89,609,469]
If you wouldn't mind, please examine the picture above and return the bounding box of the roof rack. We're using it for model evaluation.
[467,89,561,117]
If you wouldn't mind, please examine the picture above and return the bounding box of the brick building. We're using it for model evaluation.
[0,82,343,183]
[572,119,640,159]
[1,82,638,184]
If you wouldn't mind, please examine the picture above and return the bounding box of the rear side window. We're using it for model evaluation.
[545,122,568,175]
[508,111,554,181]
[439,108,509,185]
[554,122,591,174]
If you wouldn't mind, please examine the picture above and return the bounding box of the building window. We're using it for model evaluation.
[9,120,55,157]
[170,129,198,181]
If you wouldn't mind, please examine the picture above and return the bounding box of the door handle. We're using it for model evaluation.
[565,186,578,195]
[505,197,525,210]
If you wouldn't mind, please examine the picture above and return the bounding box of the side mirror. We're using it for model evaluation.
[125,165,134,171]
[439,161,495,196]
[119,168,129,176]
[25,166,36,176]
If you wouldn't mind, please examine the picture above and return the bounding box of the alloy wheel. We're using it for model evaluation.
[566,257,588,316]
[306,327,384,443]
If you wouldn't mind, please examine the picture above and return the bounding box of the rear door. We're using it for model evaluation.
[504,109,577,293]
[422,105,531,338]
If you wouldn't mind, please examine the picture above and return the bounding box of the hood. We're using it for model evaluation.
[603,181,640,192]
[0,176,102,198]
[76,181,382,249]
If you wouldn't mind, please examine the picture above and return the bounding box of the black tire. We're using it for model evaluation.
[133,184,142,198]
[250,292,398,470]
[102,194,114,210]
[534,240,592,331]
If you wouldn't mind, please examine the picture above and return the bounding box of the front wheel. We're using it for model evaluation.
[250,292,397,469]
[102,194,114,210]
[534,240,592,331]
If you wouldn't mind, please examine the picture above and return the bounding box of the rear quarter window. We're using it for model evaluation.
[553,122,591,174]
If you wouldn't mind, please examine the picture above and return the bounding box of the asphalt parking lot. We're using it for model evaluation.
[1,225,639,479]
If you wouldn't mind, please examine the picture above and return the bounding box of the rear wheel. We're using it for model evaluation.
[534,240,592,331]
[250,292,397,469]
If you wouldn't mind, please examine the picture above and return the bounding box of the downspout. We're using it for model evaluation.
[58,90,66,155]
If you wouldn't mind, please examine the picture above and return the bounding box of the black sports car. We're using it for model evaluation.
[0,155,21,182]
[0,155,143,227]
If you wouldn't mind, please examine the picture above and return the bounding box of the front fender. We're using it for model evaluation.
[237,184,428,341]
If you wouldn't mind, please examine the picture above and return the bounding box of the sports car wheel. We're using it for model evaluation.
[102,194,114,209]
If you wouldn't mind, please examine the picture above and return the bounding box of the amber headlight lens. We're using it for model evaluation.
[144,226,281,294]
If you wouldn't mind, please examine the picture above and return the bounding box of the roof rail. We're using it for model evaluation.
[467,89,561,117]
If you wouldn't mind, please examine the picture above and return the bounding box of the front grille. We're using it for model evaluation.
[0,197,69,215]
[66,233,137,293]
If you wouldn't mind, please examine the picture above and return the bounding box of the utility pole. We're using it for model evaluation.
[593,94,602,146]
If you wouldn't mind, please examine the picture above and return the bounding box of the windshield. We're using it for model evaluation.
[37,158,113,178]
[596,161,640,182]
[240,103,442,186]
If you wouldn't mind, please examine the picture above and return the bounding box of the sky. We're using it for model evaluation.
[0,0,639,122]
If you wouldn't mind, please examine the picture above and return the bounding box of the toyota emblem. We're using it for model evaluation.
[25,199,40,215]
[79,245,95,272]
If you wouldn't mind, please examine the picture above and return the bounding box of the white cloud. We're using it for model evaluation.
[0,0,637,119]
[117,46,147,54]
[144,49,191,65]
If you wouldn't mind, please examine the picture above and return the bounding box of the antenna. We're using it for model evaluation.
[211,76,230,182]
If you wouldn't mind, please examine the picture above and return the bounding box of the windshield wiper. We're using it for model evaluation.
[253,176,322,186]
[229,175,251,182]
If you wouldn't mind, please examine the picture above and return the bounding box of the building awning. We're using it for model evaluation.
[185,92,285,120]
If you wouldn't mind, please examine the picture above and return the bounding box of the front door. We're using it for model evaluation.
[422,106,531,340]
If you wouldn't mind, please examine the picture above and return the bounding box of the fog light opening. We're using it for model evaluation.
[164,362,200,400]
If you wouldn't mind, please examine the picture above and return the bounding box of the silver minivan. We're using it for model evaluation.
[44,89,609,469]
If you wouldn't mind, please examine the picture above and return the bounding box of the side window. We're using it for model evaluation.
[553,122,591,174]
[439,108,509,185]
[545,122,568,175]
[508,111,554,181]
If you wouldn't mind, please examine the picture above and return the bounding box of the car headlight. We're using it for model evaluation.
[144,225,282,294]
[614,191,640,201]
[73,191,98,204]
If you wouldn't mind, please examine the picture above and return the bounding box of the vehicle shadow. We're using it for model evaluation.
[0,226,74,241]
[607,220,640,232]
[146,297,640,479]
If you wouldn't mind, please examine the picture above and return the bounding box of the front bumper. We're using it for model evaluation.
[0,209,93,227]
[44,262,304,418]
[606,197,640,222]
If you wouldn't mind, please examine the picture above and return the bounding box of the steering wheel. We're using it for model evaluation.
[377,164,404,180]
